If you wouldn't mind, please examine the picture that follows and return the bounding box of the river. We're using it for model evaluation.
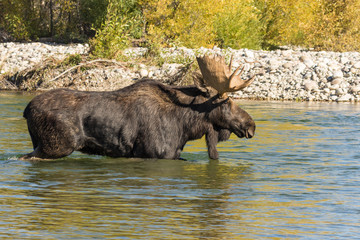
[0,92,359,239]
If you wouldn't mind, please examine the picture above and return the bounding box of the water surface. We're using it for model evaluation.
[1,92,360,239]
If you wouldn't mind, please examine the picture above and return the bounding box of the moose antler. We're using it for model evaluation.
[196,54,255,97]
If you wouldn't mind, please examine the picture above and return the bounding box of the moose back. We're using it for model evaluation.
[21,55,256,160]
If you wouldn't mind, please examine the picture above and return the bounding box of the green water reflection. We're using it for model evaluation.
[0,92,359,239]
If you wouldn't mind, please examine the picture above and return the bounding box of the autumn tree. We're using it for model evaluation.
[141,0,223,48]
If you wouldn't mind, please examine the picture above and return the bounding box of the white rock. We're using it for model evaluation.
[329,84,339,90]
[336,88,345,95]
[283,62,293,69]
[320,94,328,100]
[340,57,349,64]
[244,49,255,59]
[295,63,306,74]
[243,63,252,71]
[299,54,311,63]
[328,63,340,70]
[139,69,148,78]
[353,61,360,69]
[268,59,280,70]
[333,70,343,79]
[304,72,312,79]
[337,94,352,102]
[331,78,343,85]
[162,63,182,75]
[304,81,318,91]
[281,50,293,58]
[317,62,328,70]
[350,85,360,93]
[300,55,315,67]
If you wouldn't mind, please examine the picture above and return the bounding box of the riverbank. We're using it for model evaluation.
[1,42,360,102]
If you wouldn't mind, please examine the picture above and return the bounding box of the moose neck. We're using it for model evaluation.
[183,94,228,136]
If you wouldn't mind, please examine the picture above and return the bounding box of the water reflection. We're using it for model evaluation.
[0,92,360,239]
[3,158,251,239]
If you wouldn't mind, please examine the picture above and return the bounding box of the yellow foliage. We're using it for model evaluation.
[91,0,360,53]
[141,0,224,48]
[2,0,360,51]
[261,0,317,48]
[305,0,360,51]
[215,0,263,49]
[261,0,360,51]
[141,0,266,49]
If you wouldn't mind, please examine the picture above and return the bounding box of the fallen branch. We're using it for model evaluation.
[48,59,126,82]
[0,77,17,90]
[165,61,196,86]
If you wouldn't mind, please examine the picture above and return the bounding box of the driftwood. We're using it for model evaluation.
[0,57,129,90]
[48,59,126,82]
[0,77,17,90]
[0,55,199,91]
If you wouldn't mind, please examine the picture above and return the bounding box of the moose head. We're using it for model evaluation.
[185,54,257,158]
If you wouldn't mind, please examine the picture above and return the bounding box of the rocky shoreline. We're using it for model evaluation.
[1,42,360,102]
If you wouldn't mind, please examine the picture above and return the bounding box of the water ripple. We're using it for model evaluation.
[1,94,360,239]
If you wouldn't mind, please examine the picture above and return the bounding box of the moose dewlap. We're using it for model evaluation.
[20,55,256,160]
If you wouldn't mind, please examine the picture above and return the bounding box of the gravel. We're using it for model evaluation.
[0,42,89,73]
[1,42,360,102]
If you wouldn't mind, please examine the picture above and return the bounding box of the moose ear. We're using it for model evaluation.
[158,83,196,105]
[193,71,214,97]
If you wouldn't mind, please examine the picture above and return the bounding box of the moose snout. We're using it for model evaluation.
[245,125,256,139]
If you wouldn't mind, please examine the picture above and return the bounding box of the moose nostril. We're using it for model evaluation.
[247,128,255,138]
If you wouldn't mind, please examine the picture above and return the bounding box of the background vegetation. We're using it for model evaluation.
[1,0,360,55]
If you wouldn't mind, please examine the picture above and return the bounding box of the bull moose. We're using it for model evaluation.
[20,54,256,160]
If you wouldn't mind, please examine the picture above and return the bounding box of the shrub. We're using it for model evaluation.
[3,13,30,41]
[2,0,360,52]
[258,0,317,49]
[214,0,264,49]
[259,0,360,51]
[89,0,143,59]
[141,0,221,48]
[305,0,360,51]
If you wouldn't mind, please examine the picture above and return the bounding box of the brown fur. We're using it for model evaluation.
[21,79,255,160]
